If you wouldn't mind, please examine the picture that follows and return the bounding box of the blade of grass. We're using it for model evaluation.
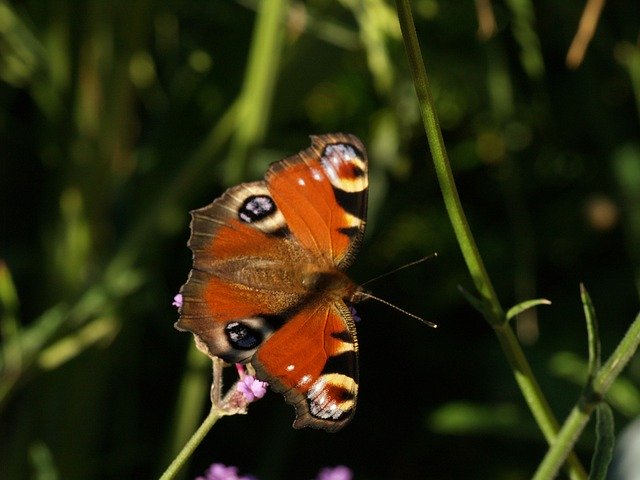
[589,403,615,480]
[580,284,601,379]
[0,261,22,373]
[506,299,552,322]
[533,312,640,479]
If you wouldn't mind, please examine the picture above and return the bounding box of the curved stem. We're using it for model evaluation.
[158,406,222,480]
[533,313,640,479]
[394,0,502,323]
[393,0,586,477]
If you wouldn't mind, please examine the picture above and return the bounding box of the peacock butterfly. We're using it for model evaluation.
[176,133,368,432]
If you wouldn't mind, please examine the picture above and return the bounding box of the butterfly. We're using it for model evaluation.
[176,133,368,432]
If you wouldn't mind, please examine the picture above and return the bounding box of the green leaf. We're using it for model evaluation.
[580,283,601,378]
[457,285,487,317]
[29,441,59,480]
[588,403,615,480]
[427,401,524,436]
[505,298,552,322]
[0,260,21,371]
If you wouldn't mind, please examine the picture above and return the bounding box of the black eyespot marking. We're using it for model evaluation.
[239,195,276,223]
[225,321,262,350]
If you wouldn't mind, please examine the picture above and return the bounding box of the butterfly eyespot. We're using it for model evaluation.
[320,143,368,193]
[239,195,276,223]
[225,321,263,350]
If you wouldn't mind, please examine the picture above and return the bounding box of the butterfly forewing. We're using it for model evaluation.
[266,133,368,269]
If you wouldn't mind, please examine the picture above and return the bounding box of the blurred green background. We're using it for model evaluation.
[1,0,640,478]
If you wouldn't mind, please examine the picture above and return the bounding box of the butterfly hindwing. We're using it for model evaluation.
[252,301,359,432]
[176,133,368,431]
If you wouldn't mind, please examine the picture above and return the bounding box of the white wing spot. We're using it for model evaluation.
[298,374,312,387]
[311,168,323,181]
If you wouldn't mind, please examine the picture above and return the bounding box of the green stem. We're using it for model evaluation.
[533,313,640,479]
[493,325,564,442]
[393,0,586,477]
[394,0,502,322]
[158,406,222,480]
[532,405,592,480]
[161,343,212,474]
[593,312,640,394]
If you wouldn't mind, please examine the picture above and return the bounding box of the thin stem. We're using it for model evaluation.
[566,0,606,69]
[533,312,640,479]
[532,404,593,480]
[393,0,586,477]
[593,312,640,394]
[158,406,222,480]
[394,0,503,323]
[161,344,211,470]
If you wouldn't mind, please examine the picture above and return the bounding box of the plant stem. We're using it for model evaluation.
[161,343,212,475]
[394,0,502,322]
[158,406,222,480]
[533,313,640,479]
[393,0,586,477]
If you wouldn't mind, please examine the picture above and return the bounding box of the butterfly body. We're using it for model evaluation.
[177,133,368,431]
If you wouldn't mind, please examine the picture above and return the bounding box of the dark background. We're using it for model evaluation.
[1,1,640,479]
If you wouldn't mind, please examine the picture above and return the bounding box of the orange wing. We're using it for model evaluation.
[252,300,359,432]
[266,133,368,269]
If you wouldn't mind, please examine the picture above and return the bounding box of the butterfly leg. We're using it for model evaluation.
[209,356,225,408]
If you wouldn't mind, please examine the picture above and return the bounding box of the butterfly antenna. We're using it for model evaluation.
[361,253,438,287]
[360,292,437,328]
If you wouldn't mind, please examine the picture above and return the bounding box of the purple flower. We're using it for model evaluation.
[236,375,268,402]
[196,463,256,480]
[316,465,353,480]
[348,305,361,323]
[172,293,183,308]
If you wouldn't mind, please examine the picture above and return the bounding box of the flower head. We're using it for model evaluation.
[348,305,361,323]
[196,463,256,480]
[236,375,268,402]
[172,293,183,309]
[316,465,353,480]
